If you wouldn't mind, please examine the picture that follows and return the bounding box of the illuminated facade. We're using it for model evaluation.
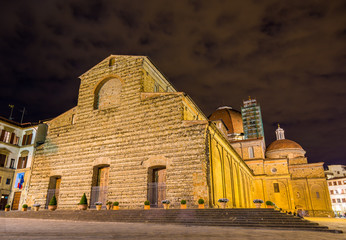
[0,117,37,210]
[15,55,333,216]
[325,165,346,216]
[210,107,333,216]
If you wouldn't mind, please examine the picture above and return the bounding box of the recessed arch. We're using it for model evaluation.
[93,76,124,110]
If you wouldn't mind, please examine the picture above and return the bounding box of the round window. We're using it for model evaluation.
[271,168,277,173]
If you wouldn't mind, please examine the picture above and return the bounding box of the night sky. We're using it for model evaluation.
[1,1,345,165]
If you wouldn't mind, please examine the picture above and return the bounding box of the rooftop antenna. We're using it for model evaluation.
[20,107,26,124]
[8,104,14,120]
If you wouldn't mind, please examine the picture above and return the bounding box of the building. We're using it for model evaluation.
[25,55,254,210]
[0,116,37,210]
[325,165,346,216]
[241,98,265,140]
[325,165,346,179]
[209,106,333,216]
[19,55,333,216]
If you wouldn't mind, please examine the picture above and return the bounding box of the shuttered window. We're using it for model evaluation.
[0,130,5,141]
[17,156,28,169]
[0,154,6,167]
[21,134,33,146]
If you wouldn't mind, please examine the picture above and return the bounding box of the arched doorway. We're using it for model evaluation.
[148,166,166,208]
[45,176,61,209]
[90,165,110,208]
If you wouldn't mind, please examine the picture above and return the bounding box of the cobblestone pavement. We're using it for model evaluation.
[0,218,345,240]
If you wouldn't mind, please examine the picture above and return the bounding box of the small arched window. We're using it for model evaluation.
[109,58,115,67]
[94,78,122,110]
[248,146,254,158]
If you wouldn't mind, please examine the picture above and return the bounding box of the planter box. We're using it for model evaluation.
[112,206,119,210]
[78,204,88,210]
[48,205,57,211]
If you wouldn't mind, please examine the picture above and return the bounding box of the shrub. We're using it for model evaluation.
[113,201,119,206]
[161,200,170,204]
[49,195,57,206]
[265,201,274,206]
[198,199,204,204]
[144,200,150,205]
[5,204,10,208]
[181,200,186,205]
[106,201,112,206]
[253,199,264,203]
[79,193,88,205]
[218,198,229,203]
[32,204,41,207]
[22,204,28,208]
[95,202,102,205]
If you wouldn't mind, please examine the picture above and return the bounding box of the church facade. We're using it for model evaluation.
[23,55,332,216]
[210,105,333,216]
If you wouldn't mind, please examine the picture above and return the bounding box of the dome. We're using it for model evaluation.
[266,139,303,151]
[208,106,244,134]
[266,139,305,158]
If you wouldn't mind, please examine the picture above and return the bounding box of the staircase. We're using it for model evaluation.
[2,208,342,233]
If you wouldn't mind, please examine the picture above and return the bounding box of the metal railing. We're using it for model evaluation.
[148,182,166,208]
[45,189,59,209]
[90,186,108,208]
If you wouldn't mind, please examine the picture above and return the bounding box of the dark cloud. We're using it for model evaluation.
[0,0,345,165]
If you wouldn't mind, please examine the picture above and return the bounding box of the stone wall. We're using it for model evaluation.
[27,55,209,209]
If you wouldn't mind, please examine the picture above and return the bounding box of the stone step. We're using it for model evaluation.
[1,209,342,234]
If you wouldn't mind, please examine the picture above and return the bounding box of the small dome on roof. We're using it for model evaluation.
[266,139,303,151]
[266,139,305,158]
[209,106,244,134]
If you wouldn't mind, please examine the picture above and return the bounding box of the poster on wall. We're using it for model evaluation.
[14,172,25,189]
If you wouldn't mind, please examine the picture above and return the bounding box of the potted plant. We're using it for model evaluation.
[161,200,170,209]
[198,199,204,209]
[22,204,28,211]
[106,201,112,210]
[112,201,119,210]
[180,200,187,209]
[253,199,264,208]
[78,193,88,210]
[95,202,102,210]
[265,200,275,208]
[32,204,41,211]
[218,198,229,208]
[5,204,10,212]
[48,195,57,211]
[144,200,150,210]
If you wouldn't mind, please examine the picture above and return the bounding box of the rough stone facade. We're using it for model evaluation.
[25,55,332,217]
[27,55,233,209]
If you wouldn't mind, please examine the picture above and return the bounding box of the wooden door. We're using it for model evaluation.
[155,168,166,207]
[55,178,61,201]
[12,192,21,210]
[97,167,109,203]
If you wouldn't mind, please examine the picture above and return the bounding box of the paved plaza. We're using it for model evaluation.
[0,217,345,240]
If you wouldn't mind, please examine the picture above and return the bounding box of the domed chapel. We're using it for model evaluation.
[22,55,332,216]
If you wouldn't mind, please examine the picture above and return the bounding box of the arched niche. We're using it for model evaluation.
[94,77,122,110]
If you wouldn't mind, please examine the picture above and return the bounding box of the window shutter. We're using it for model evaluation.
[27,134,33,145]
[0,130,5,141]
[10,132,15,144]
[22,156,28,168]
[17,157,23,169]
[22,135,27,145]
[0,154,6,167]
